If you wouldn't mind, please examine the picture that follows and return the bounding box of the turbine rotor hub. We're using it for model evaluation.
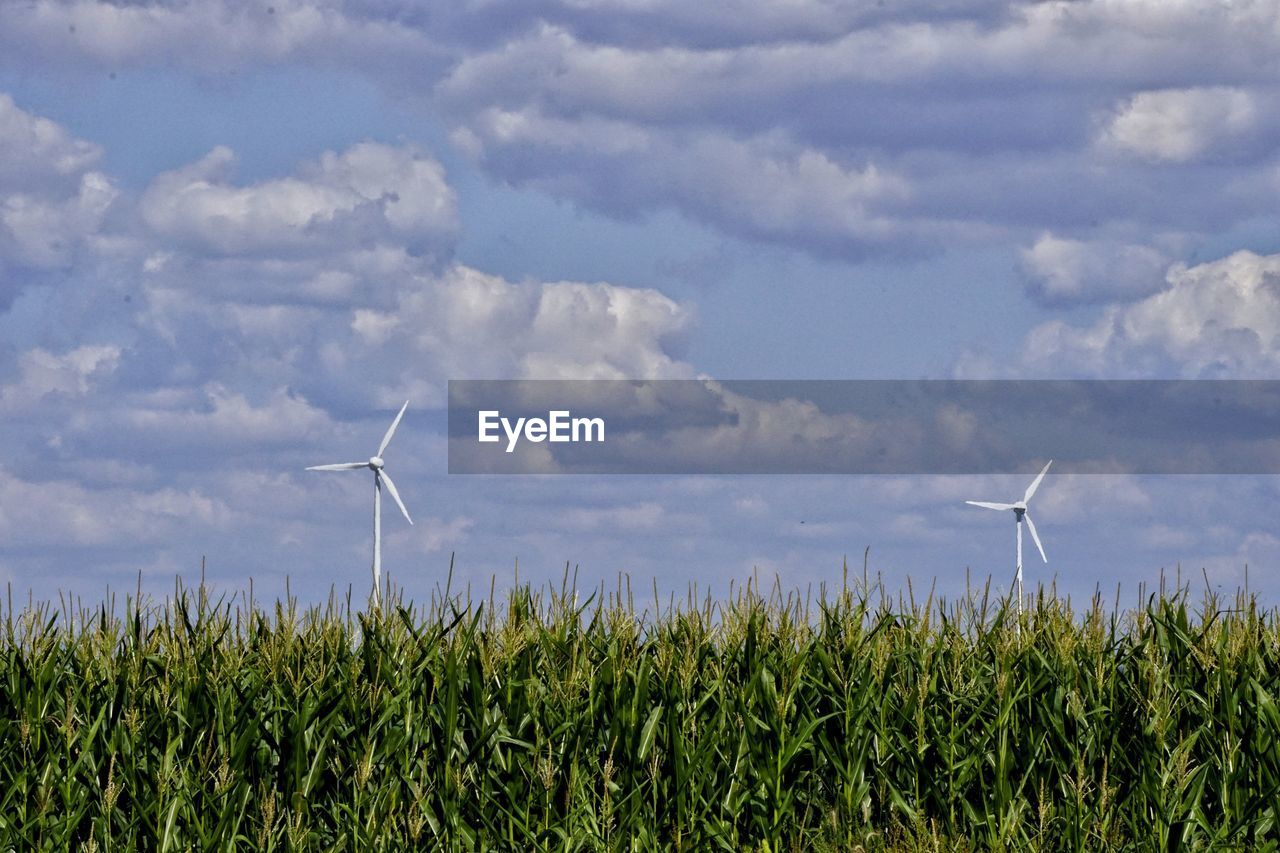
[369,456,384,469]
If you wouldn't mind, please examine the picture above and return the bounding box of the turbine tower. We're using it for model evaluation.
[965,459,1052,618]
[307,400,414,607]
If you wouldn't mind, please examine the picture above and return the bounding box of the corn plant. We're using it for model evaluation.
[1,568,1279,851]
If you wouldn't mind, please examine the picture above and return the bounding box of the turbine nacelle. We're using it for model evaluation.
[369,456,384,469]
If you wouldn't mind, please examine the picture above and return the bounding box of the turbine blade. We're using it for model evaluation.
[377,400,410,457]
[1025,512,1048,563]
[1023,459,1053,503]
[379,469,413,525]
[306,462,367,471]
[966,501,1016,511]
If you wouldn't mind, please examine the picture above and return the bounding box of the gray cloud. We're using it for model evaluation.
[4,2,1280,273]
[0,343,121,415]
[0,1,441,75]
[451,111,912,255]
[424,6,1280,266]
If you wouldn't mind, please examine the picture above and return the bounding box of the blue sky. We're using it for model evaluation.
[2,0,1280,609]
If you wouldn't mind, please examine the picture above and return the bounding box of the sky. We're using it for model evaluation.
[2,0,1280,611]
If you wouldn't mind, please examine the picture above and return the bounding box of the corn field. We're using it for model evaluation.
[2,567,1279,851]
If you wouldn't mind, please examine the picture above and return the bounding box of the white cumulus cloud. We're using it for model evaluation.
[1019,233,1173,305]
[0,93,102,185]
[1098,87,1258,163]
[2,171,118,268]
[0,95,119,291]
[353,263,696,395]
[1019,250,1280,377]
[140,143,458,257]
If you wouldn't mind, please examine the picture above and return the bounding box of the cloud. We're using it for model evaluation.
[0,104,700,593]
[461,0,1011,48]
[5,3,1280,262]
[140,143,458,258]
[433,11,1277,125]
[0,93,102,185]
[1019,233,1173,305]
[1018,250,1280,377]
[0,86,710,603]
[413,515,475,553]
[56,142,602,429]
[563,502,666,531]
[0,1,438,74]
[0,343,120,414]
[105,385,339,450]
[0,95,119,302]
[452,109,910,255]
[120,252,696,414]
[2,171,118,269]
[1097,87,1258,163]
[351,263,696,396]
[95,136,695,414]
[0,465,232,548]
[429,7,1280,258]
[4,6,1280,605]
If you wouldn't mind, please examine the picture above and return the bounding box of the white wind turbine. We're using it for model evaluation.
[307,400,413,607]
[965,460,1052,617]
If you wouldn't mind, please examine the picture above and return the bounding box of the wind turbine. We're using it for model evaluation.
[965,459,1052,618]
[307,400,413,607]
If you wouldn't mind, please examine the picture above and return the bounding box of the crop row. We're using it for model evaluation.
[2,569,1278,851]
